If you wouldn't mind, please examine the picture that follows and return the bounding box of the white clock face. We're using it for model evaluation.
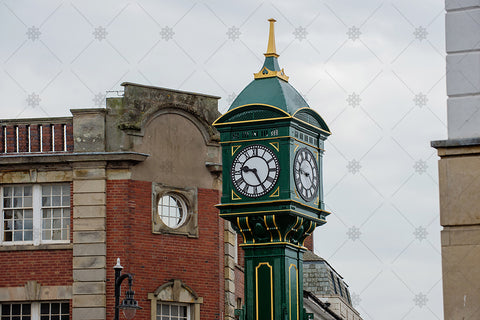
[231,144,280,198]
[293,148,319,202]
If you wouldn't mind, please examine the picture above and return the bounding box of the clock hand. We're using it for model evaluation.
[250,168,262,184]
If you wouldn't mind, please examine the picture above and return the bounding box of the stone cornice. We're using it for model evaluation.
[0,151,148,166]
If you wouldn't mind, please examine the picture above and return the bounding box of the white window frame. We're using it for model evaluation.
[0,301,69,320]
[156,302,190,320]
[0,184,70,245]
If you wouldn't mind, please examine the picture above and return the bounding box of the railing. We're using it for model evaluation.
[0,118,73,154]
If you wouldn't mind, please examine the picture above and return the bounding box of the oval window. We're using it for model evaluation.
[158,194,187,229]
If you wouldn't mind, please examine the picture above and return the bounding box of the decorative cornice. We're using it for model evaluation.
[254,67,289,82]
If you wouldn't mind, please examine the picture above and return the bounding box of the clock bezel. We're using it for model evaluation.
[293,147,319,202]
[230,144,280,198]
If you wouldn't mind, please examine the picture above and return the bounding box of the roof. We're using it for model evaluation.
[228,75,309,115]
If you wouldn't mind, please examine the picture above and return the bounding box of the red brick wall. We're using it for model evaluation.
[0,250,72,287]
[106,180,224,320]
[304,234,314,252]
[0,182,73,288]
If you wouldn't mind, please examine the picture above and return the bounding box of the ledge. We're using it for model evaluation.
[0,151,149,166]
[0,243,73,251]
[431,137,480,148]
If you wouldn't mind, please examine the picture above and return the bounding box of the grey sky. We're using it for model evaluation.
[0,0,445,319]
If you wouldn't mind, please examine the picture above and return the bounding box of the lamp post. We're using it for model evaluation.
[114,258,142,320]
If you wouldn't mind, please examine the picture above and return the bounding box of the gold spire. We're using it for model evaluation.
[265,18,279,58]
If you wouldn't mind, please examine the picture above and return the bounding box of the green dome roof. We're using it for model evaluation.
[228,70,309,115]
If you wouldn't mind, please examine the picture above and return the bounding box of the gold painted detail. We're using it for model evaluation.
[254,67,289,82]
[231,190,242,200]
[269,141,280,152]
[255,262,274,320]
[269,186,280,197]
[265,18,278,57]
[313,196,319,206]
[294,143,300,153]
[289,264,299,320]
[231,145,241,155]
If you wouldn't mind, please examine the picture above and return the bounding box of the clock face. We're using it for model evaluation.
[231,144,280,198]
[293,148,319,202]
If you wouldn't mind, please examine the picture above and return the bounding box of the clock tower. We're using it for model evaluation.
[213,19,331,320]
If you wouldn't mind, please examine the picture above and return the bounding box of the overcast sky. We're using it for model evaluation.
[0,1,445,319]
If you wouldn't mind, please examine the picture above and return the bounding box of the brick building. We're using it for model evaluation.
[0,82,244,320]
[0,81,359,320]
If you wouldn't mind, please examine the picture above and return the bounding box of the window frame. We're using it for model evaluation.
[0,301,70,320]
[152,184,198,238]
[0,184,71,246]
[156,302,190,320]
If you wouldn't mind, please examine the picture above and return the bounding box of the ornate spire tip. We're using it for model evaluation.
[265,18,279,58]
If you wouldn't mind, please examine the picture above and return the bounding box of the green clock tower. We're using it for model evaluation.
[213,19,331,320]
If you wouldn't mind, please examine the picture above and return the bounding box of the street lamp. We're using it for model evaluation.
[114,258,142,320]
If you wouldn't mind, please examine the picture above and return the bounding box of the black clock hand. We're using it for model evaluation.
[241,166,262,184]
[250,168,262,184]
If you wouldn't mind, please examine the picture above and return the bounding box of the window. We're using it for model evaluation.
[158,194,187,229]
[152,184,198,238]
[1,302,69,320]
[1,184,70,245]
[156,303,189,320]
[148,280,202,320]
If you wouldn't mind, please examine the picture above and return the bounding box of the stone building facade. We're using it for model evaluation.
[431,1,480,319]
[0,82,244,320]
[0,80,359,320]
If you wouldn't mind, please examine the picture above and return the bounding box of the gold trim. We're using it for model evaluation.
[285,217,301,241]
[269,141,279,152]
[217,199,331,215]
[265,18,278,57]
[231,190,241,200]
[293,117,331,135]
[240,242,307,250]
[289,264,299,320]
[313,196,319,206]
[213,103,291,126]
[313,149,319,161]
[221,136,324,151]
[291,107,332,135]
[269,186,280,197]
[254,67,289,82]
[237,217,247,243]
[264,216,273,242]
[255,262,274,320]
[215,116,291,127]
[245,218,254,244]
[294,143,300,153]
[293,189,300,200]
[220,208,328,222]
[272,215,282,241]
[231,145,241,155]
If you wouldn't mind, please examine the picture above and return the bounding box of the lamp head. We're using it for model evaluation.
[119,289,142,320]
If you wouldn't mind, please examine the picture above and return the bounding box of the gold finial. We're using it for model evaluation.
[265,18,279,58]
